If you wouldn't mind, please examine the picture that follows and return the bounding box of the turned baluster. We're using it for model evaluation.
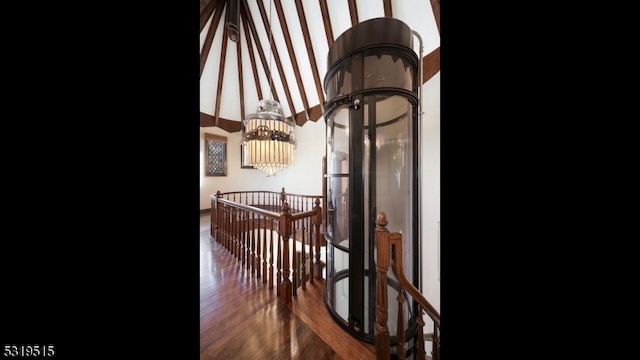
[312,198,322,281]
[375,212,391,360]
[279,201,293,304]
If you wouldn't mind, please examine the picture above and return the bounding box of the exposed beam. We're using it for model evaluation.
[200,0,219,32]
[294,0,325,108]
[214,23,231,127]
[383,0,392,17]
[236,21,245,121]
[240,4,263,101]
[318,0,334,48]
[306,104,324,123]
[256,0,297,121]
[430,0,441,35]
[200,1,226,79]
[274,0,310,125]
[348,0,358,27]
[422,47,440,84]
[241,0,279,103]
[200,112,243,133]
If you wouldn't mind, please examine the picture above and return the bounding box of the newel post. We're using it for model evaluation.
[311,197,322,282]
[375,212,391,359]
[212,190,222,238]
[279,201,293,304]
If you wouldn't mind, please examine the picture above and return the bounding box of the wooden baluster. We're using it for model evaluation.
[230,207,236,256]
[269,218,275,289]
[432,324,439,360]
[239,208,246,265]
[390,232,407,360]
[212,191,221,237]
[231,207,237,257]
[223,205,229,248]
[230,208,236,257]
[375,212,391,360]
[300,217,307,290]
[292,225,298,295]
[229,206,234,252]
[312,198,322,281]
[250,211,256,273]
[241,209,246,261]
[396,275,405,360]
[416,306,426,360]
[217,203,222,245]
[279,201,293,304]
[242,210,247,264]
[226,207,232,253]
[233,210,241,266]
[239,209,245,260]
[262,215,267,284]
[222,205,228,248]
[276,219,281,297]
[254,211,260,278]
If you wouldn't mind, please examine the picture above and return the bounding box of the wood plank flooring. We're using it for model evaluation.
[200,212,376,360]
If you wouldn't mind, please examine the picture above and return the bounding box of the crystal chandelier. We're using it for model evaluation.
[242,99,296,177]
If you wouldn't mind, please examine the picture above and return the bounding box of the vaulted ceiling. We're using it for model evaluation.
[200,0,440,132]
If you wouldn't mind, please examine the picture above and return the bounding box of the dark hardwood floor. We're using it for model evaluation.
[200,212,376,360]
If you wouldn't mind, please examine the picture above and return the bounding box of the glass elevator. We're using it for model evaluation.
[323,17,421,354]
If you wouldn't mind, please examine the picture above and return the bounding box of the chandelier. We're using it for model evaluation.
[242,99,296,177]
[241,0,295,177]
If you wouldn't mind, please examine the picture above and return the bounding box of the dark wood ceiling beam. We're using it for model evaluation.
[214,24,231,127]
[347,0,358,26]
[200,0,220,32]
[383,0,392,17]
[294,0,325,109]
[256,0,298,124]
[200,0,226,79]
[430,0,441,34]
[240,0,274,102]
[318,0,334,48]
[236,22,245,121]
[422,47,440,84]
[295,104,323,123]
[274,0,310,126]
[200,112,243,132]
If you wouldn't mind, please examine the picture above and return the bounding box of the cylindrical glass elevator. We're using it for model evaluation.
[323,17,421,353]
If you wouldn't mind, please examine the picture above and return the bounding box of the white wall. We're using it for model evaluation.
[200,72,440,316]
[420,72,440,317]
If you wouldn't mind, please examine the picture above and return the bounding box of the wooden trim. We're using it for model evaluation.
[204,133,227,141]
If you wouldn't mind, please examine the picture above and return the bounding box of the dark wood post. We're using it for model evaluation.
[312,197,323,281]
[279,201,293,304]
[375,212,391,360]
[212,191,222,238]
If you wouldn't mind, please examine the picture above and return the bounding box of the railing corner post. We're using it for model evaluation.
[278,201,293,305]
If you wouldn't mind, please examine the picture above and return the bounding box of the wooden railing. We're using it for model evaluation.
[375,212,440,360]
[210,189,440,359]
[210,188,323,304]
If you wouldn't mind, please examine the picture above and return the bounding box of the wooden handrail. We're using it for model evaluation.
[210,191,441,359]
[375,212,440,360]
[210,188,323,305]
[216,197,282,219]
